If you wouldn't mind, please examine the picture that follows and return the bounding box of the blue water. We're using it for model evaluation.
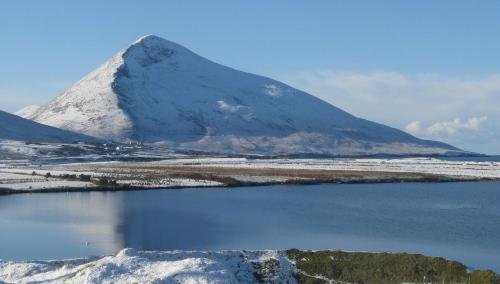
[0,182,499,272]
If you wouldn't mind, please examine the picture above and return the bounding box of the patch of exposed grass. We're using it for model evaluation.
[253,258,281,283]
[287,249,500,284]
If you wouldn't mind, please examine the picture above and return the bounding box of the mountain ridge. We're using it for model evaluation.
[0,110,99,143]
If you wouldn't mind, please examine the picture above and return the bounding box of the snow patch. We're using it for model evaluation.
[264,84,283,97]
[0,249,297,284]
[217,101,245,113]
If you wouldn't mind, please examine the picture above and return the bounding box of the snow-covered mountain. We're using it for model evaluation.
[26,35,459,155]
[0,110,98,143]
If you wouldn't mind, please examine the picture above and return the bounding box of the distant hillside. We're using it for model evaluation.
[0,110,99,143]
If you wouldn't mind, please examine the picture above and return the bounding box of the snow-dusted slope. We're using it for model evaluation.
[14,104,39,118]
[28,35,459,155]
[0,110,99,143]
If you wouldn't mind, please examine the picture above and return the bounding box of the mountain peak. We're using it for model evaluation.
[120,35,193,68]
[134,34,161,42]
[126,35,188,53]
[26,37,460,155]
[130,34,171,47]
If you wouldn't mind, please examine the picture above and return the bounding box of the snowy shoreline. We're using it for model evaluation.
[0,176,496,196]
[0,249,295,283]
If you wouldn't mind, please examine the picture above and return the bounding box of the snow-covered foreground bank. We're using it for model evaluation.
[1,157,500,193]
[0,249,296,284]
[2,249,499,284]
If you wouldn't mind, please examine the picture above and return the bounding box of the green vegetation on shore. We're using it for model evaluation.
[287,249,500,284]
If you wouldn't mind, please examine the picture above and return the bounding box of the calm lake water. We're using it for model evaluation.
[1,182,499,272]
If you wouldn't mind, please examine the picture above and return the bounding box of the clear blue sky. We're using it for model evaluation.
[1,1,499,153]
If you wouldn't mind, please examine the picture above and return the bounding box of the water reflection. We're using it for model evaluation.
[118,201,221,250]
[0,192,124,260]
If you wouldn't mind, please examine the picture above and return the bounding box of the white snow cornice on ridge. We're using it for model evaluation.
[130,34,172,46]
[26,35,463,156]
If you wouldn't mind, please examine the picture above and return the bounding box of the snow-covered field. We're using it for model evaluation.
[154,157,500,179]
[1,157,499,193]
[0,249,296,284]
[0,171,96,192]
[1,179,94,191]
